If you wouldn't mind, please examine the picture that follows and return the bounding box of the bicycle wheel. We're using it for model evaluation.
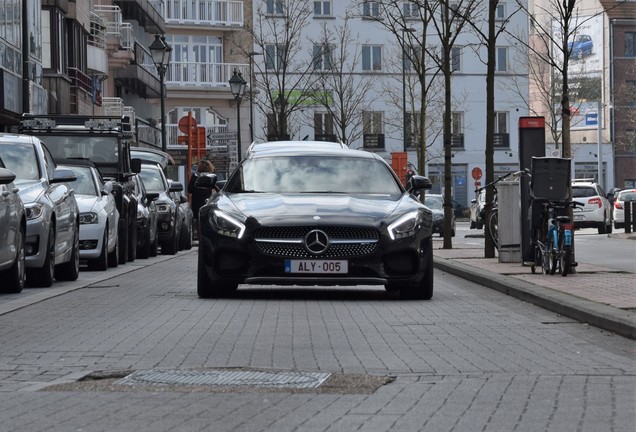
[488,210,499,249]
[541,243,551,274]
[561,245,571,276]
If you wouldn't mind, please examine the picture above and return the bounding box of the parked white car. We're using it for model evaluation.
[0,160,26,293]
[613,188,636,230]
[571,179,613,234]
[60,159,120,271]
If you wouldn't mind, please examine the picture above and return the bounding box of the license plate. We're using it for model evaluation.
[574,215,583,221]
[284,259,348,274]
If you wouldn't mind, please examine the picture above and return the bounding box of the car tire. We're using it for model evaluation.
[469,220,476,229]
[118,218,129,265]
[180,223,193,250]
[128,218,137,262]
[88,230,109,271]
[55,227,80,281]
[197,247,237,298]
[162,230,179,255]
[597,221,607,235]
[399,239,434,300]
[27,227,55,288]
[0,226,26,293]
[137,227,151,259]
[108,233,119,268]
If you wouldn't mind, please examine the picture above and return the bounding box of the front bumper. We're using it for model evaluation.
[78,223,106,260]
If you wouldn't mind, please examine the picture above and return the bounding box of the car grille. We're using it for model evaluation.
[254,226,379,258]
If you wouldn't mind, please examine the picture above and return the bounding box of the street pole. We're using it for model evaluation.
[249,52,262,143]
[597,100,603,189]
[159,68,167,153]
[401,28,415,153]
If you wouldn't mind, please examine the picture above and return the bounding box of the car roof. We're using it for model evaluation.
[56,158,98,168]
[0,133,41,145]
[131,146,175,167]
[247,140,349,154]
[246,141,379,160]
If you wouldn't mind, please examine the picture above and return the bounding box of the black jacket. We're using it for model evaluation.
[188,173,215,218]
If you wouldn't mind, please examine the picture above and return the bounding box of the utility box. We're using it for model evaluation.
[498,180,521,263]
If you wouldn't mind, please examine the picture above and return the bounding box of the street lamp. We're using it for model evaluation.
[248,52,262,143]
[401,27,416,152]
[229,69,247,161]
[149,34,172,153]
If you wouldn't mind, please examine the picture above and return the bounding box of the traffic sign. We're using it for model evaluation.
[178,115,198,133]
[471,167,483,180]
[207,132,237,141]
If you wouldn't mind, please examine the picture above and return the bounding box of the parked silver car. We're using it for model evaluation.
[0,134,80,287]
[0,159,26,293]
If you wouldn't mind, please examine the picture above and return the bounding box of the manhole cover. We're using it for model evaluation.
[114,369,331,389]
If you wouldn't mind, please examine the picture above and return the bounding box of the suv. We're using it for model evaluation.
[571,179,612,234]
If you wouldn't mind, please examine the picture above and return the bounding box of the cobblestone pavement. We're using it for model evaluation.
[0,233,634,431]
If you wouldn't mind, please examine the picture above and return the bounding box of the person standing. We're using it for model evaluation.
[188,160,216,239]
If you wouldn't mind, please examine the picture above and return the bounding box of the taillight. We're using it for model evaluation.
[588,197,602,208]
[614,201,623,209]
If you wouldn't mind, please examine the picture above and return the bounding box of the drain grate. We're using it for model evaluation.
[114,369,331,389]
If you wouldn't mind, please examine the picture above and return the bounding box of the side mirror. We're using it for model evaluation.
[146,192,160,202]
[102,180,114,195]
[0,167,16,184]
[168,181,184,193]
[179,195,188,204]
[407,175,432,193]
[51,167,77,184]
[131,158,142,174]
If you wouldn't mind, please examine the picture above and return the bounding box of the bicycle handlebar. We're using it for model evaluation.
[474,168,530,193]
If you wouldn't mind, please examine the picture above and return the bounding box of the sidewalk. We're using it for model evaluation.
[433,234,636,340]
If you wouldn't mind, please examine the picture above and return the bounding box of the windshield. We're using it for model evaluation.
[40,136,119,164]
[139,167,167,193]
[0,142,41,181]
[226,155,402,194]
[64,166,99,196]
[424,195,443,210]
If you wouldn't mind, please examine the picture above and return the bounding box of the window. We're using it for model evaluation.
[496,46,508,72]
[314,1,331,16]
[495,3,506,20]
[494,112,510,148]
[314,112,335,141]
[362,1,380,18]
[313,43,333,70]
[627,81,636,107]
[451,112,464,148]
[265,44,285,70]
[266,0,284,15]
[626,33,636,57]
[363,111,384,149]
[402,1,419,18]
[405,111,421,148]
[362,45,382,71]
[451,46,461,72]
[626,130,636,154]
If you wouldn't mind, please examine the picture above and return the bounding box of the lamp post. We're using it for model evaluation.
[248,52,262,143]
[401,27,416,152]
[149,34,172,153]
[229,69,247,162]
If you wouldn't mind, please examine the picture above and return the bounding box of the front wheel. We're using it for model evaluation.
[487,210,499,250]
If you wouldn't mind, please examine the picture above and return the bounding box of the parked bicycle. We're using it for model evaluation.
[474,169,528,249]
[531,200,584,276]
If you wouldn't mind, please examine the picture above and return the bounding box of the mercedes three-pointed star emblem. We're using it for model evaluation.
[304,229,330,255]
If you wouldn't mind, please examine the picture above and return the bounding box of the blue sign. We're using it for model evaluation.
[586,113,598,126]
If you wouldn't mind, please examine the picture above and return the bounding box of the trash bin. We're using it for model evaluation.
[498,180,521,263]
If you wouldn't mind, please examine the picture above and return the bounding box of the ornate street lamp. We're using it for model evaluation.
[229,69,247,161]
[149,34,172,153]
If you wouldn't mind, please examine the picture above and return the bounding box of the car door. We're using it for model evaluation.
[0,164,20,267]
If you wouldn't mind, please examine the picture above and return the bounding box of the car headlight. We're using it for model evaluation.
[156,203,172,213]
[210,209,245,239]
[388,211,423,240]
[80,212,99,224]
[25,203,45,220]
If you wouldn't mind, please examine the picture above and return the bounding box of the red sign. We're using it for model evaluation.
[471,167,482,180]
[178,115,198,134]
[474,181,481,187]
[519,117,545,129]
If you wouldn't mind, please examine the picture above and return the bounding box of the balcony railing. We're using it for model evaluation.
[493,133,510,148]
[163,0,243,26]
[363,134,385,150]
[89,13,107,49]
[93,5,134,50]
[167,62,248,87]
[450,133,464,148]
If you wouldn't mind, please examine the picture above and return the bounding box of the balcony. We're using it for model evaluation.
[94,5,135,51]
[114,42,162,99]
[363,134,385,150]
[88,13,108,76]
[68,68,93,114]
[493,133,510,149]
[113,0,166,34]
[450,134,464,149]
[164,0,243,27]
[167,62,248,88]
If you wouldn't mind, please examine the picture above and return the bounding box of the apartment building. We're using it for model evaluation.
[250,1,529,208]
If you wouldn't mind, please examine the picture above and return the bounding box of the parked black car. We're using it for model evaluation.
[131,173,159,258]
[196,140,434,300]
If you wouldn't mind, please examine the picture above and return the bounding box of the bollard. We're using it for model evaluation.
[625,201,633,234]
[631,201,636,233]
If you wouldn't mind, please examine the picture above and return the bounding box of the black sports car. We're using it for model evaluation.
[196,141,434,299]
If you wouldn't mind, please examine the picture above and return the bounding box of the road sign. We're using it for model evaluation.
[471,167,483,180]
[178,115,198,133]
[207,132,237,141]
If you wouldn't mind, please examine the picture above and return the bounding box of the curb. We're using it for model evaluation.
[434,256,636,340]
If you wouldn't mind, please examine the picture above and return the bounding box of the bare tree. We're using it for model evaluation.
[240,0,318,142]
[308,15,375,145]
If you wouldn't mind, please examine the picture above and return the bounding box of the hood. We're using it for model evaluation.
[14,179,45,204]
[223,193,405,226]
[74,195,99,213]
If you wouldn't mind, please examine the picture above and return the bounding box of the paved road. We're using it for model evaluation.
[0,244,634,431]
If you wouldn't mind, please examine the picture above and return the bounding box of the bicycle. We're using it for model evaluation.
[531,200,584,276]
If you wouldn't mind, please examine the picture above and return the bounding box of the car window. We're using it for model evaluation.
[227,155,402,195]
[0,142,41,180]
[42,136,119,163]
[139,167,167,193]
[618,191,636,202]
[572,186,596,198]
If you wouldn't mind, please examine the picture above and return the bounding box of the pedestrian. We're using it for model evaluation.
[188,159,217,239]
